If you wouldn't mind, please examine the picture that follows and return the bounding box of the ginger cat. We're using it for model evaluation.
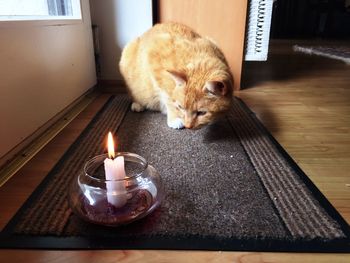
[119,22,233,129]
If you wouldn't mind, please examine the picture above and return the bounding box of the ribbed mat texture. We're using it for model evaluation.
[1,95,349,251]
[228,104,344,239]
[15,96,130,235]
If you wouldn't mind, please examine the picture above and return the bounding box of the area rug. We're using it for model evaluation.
[0,95,349,252]
[293,45,350,64]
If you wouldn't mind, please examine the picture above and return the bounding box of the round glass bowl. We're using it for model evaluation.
[68,152,164,227]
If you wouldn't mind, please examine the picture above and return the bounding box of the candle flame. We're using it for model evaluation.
[107,132,115,159]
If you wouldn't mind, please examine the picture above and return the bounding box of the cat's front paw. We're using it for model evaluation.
[131,102,145,112]
[167,118,184,129]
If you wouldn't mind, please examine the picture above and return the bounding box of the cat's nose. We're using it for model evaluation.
[184,113,195,129]
[184,119,194,129]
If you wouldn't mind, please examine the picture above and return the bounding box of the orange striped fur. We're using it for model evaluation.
[119,22,233,129]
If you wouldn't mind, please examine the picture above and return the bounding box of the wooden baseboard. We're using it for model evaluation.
[97,79,127,93]
[0,88,99,187]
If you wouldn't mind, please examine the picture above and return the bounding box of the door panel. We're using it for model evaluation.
[157,0,248,90]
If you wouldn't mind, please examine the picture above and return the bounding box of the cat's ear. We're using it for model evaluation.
[166,70,187,87]
[203,81,227,96]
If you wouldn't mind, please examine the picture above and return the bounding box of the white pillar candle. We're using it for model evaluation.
[104,132,127,208]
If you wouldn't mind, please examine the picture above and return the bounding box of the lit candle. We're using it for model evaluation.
[104,132,127,208]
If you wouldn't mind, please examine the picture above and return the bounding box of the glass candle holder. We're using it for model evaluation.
[68,152,164,227]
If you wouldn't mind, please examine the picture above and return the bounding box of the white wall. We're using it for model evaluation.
[0,0,96,159]
[89,0,153,80]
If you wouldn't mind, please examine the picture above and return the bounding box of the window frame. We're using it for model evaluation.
[0,0,83,27]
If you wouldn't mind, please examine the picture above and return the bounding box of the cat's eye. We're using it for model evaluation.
[176,103,184,110]
[196,111,207,116]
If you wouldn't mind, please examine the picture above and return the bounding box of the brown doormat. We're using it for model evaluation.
[0,95,349,252]
[293,45,350,64]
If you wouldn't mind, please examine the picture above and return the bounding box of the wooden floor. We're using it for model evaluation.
[239,39,350,224]
[1,40,350,262]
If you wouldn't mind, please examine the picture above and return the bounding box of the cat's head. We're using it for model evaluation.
[167,67,233,129]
